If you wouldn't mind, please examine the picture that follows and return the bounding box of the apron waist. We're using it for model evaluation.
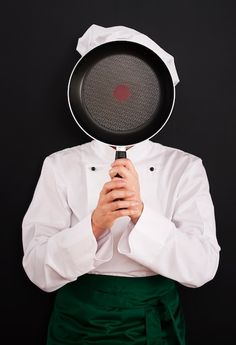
[47,274,185,345]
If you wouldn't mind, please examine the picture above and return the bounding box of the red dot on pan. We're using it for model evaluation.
[113,84,131,102]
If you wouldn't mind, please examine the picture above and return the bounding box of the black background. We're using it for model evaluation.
[1,0,235,344]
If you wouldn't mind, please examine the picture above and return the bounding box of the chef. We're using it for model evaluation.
[22,25,220,345]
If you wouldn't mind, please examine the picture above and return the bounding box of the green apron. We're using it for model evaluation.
[47,274,185,345]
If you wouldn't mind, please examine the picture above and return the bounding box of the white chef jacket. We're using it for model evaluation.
[22,139,220,292]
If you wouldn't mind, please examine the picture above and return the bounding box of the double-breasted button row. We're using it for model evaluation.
[90,166,156,171]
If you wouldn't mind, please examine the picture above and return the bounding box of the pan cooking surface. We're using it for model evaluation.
[82,54,162,132]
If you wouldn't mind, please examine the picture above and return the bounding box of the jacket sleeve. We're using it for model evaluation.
[118,158,220,288]
[22,156,113,292]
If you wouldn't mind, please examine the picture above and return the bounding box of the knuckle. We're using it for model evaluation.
[110,190,118,200]
[112,180,120,188]
[114,200,122,209]
[102,182,109,191]
[117,209,126,216]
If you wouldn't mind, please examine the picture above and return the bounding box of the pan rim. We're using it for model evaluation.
[67,40,176,146]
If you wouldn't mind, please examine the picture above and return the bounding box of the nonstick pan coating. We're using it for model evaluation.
[68,41,175,146]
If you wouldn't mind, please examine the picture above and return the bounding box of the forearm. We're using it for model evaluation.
[118,205,220,288]
[22,214,113,292]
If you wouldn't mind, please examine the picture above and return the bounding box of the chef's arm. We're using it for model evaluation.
[118,159,220,288]
[22,156,112,293]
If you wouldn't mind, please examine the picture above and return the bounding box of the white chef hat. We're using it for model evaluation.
[76,24,179,86]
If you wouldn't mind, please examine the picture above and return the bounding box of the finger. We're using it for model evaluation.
[112,207,139,218]
[111,158,136,173]
[109,166,131,179]
[110,200,140,211]
[109,176,124,182]
[101,179,127,195]
[105,189,135,202]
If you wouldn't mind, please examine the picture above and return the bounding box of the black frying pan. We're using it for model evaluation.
[68,40,175,158]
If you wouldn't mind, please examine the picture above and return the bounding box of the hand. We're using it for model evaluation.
[109,158,144,224]
[91,179,140,239]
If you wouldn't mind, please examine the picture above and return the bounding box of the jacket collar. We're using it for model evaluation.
[90,139,155,163]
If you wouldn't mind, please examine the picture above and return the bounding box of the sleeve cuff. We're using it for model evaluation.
[94,229,113,265]
[46,213,113,278]
[118,204,174,265]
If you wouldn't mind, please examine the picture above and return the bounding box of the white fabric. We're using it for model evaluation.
[22,140,220,292]
[76,24,179,86]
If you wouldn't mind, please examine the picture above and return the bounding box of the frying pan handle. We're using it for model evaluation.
[115,147,127,177]
[114,148,126,208]
[115,150,127,159]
